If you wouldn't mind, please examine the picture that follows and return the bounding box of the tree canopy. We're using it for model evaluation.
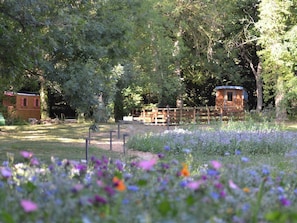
[1,0,297,121]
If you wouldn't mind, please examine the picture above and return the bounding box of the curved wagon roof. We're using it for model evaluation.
[214,86,244,90]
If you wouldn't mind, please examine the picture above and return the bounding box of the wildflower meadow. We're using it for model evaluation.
[1,121,297,223]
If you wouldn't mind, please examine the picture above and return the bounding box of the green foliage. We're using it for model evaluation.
[1,0,297,121]
[256,0,297,119]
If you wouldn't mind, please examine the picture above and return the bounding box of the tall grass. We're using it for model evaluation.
[126,120,297,172]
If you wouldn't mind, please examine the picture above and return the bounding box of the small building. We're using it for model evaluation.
[3,91,41,121]
[215,86,248,114]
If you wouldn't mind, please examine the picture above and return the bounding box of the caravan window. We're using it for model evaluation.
[35,98,40,107]
[227,92,233,101]
[22,98,28,107]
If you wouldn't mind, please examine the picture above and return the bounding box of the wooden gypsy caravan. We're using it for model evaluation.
[215,86,248,118]
[3,91,41,121]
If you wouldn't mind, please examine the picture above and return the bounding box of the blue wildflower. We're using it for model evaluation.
[207,169,219,176]
[241,157,249,162]
[242,203,250,212]
[16,186,24,193]
[210,192,220,200]
[122,199,129,204]
[127,185,139,192]
[2,161,9,167]
[277,186,284,194]
[235,150,241,155]
[262,167,270,175]
[180,180,188,187]
[182,148,191,154]
[164,145,171,151]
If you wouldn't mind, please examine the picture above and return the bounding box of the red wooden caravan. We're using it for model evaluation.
[3,91,41,121]
[215,86,248,114]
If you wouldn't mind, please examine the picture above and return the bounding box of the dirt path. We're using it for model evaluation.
[90,123,170,160]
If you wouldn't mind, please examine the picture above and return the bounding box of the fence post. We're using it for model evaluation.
[123,133,129,155]
[207,106,210,124]
[109,130,116,151]
[166,105,170,130]
[88,124,99,144]
[88,128,91,144]
[85,138,89,162]
[117,121,121,139]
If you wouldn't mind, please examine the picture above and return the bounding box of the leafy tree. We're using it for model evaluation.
[171,0,246,107]
[256,0,297,120]
[123,0,184,109]
[1,0,139,121]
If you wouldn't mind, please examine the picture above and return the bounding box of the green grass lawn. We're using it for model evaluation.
[0,123,124,164]
[1,121,297,166]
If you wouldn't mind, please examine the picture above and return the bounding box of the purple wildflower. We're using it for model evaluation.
[219,190,226,198]
[75,163,87,174]
[115,160,124,171]
[214,182,223,190]
[1,167,12,178]
[161,163,170,169]
[104,186,116,196]
[279,197,291,207]
[158,153,165,159]
[89,195,107,205]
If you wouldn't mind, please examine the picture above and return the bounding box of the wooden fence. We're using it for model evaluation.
[133,106,245,124]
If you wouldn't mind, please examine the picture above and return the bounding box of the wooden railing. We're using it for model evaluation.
[133,106,245,124]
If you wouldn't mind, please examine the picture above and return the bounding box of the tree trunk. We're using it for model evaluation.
[244,54,263,112]
[173,25,183,108]
[39,76,49,120]
[275,77,287,122]
[254,62,263,112]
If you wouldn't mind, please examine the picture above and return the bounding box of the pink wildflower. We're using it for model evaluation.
[210,160,222,170]
[138,159,157,171]
[20,151,33,159]
[30,158,40,166]
[20,199,38,212]
[72,184,84,193]
[187,180,203,190]
[228,180,239,189]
